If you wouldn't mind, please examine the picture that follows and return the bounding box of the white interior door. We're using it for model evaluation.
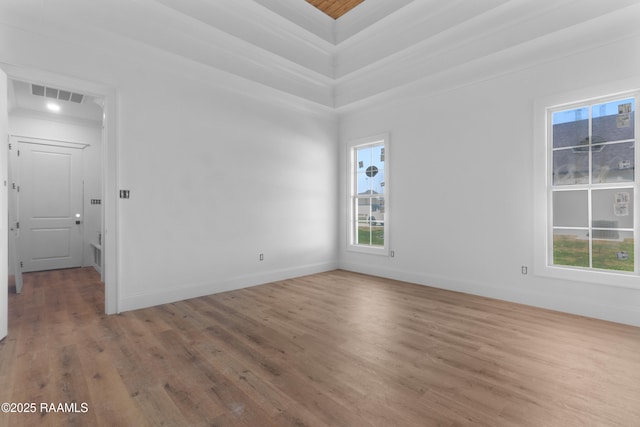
[18,141,84,272]
[0,69,8,341]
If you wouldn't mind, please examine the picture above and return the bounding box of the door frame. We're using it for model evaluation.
[2,62,119,314]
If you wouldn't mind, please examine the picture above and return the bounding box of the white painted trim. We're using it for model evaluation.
[335,5,640,110]
[346,132,390,256]
[9,108,102,129]
[334,0,413,44]
[102,86,118,314]
[1,62,119,314]
[11,135,89,150]
[5,0,639,110]
[339,261,640,327]
[119,261,338,312]
[252,0,335,44]
[533,78,640,291]
[0,68,7,340]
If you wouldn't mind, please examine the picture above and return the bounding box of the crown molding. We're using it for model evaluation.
[252,0,336,44]
[335,3,640,112]
[156,0,336,78]
[334,0,414,43]
[334,0,510,78]
[2,0,639,111]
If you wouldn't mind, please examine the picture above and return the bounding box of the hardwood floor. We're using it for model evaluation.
[1,268,640,426]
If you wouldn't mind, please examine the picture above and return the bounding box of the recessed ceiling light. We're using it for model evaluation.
[47,102,61,112]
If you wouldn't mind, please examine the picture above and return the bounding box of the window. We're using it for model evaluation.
[549,94,637,273]
[348,134,388,254]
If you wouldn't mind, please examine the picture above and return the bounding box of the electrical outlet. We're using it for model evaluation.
[521,266,528,275]
[259,253,264,261]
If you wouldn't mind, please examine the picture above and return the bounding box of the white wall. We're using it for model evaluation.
[339,35,640,327]
[4,3,640,327]
[8,114,102,270]
[117,74,338,310]
[0,18,338,311]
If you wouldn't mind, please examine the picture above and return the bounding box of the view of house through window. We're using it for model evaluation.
[349,136,387,251]
[550,95,636,272]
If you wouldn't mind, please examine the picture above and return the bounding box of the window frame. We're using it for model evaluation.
[346,133,390,256]
[534,82,640,289]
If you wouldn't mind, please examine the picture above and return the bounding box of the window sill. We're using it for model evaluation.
[534,263,640,290]
[347,245,390,256]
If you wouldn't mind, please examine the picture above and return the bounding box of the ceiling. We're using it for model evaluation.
[306,0,365,19]
[8,79,104,127]
[3,0,640,114]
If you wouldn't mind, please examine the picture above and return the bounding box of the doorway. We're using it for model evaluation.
[8,78,103,279]
[11,138,88,273]
[2,65,118,319]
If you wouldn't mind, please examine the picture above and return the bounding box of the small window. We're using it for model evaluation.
[549,95,637,273]
[347,134,389,255]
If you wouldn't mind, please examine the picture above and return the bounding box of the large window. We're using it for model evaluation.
[549,94,637,273]
[348,134,388,254]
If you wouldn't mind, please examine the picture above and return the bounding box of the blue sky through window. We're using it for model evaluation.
[356,143,385,195]
[553,98,635,124]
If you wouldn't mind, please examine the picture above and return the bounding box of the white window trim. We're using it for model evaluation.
[533,78,640,289]
[346,133,390,256]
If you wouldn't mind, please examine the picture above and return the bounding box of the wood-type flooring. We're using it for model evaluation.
[1,267,639,426]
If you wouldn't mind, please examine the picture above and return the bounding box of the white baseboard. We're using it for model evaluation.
[117,259,640,327]
[339,261,640,327]
[119,261,338,313]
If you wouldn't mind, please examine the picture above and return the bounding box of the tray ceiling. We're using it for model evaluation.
[3,0,640,111]
[306,0,365,19]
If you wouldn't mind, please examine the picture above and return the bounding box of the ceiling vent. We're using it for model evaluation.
[31,84,84,104]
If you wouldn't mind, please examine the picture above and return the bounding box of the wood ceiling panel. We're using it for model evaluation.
[306,0,365,20]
